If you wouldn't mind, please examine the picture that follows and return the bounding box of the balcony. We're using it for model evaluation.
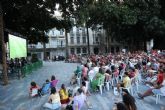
[70,32,74,37]
[76,33,80,37]
[57,45,65,48]
[93,42,100,45]
[82,31,86,36]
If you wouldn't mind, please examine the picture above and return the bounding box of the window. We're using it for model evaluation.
[82,28,85,33]
[116,46,120,52]
[111,38,114,43]
[71,48,75,54]
[76,28,79,32]
[105,47,108,53]
[77,37,80,44]
[70,37,74,44]
[111,46,114,53]
[76,28,80,36]
[76,32,80,37]
[105,37,108,42]
[82,47,87,53]
[95,37,98,42]
[70,28,74,36]
[60,29,63,35]
[61,41,63,47]
[76,48,81,54]
[82,28,86,36]
[82,37,86,44]
[52,31,55,35]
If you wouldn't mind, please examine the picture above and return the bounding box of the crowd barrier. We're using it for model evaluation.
[21,61,43,76]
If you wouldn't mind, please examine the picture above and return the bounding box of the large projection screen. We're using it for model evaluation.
[9,34,27,59]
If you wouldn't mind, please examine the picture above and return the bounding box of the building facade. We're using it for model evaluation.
[28,28,65,60]
[28,26,126,60]
[68,26,93,55]
[67,25,126,55]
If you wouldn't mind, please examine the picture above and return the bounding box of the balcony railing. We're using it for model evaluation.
[76,33,80,37]
[93,42,100,45]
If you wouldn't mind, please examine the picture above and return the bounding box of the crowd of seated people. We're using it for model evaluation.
[28,50,165,110]
[67,50,165,109]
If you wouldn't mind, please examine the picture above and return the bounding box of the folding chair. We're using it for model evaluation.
[97,76,105,95]
[105,74,112,91]
[76,72,82,86]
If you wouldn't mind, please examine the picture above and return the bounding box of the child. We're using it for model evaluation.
[41,79,51,95]
[29,81,40,97]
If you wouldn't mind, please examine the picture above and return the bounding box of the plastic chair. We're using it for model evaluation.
[115,75,119,84]
[156,94,164,104]
[120,77,133,95]
[97,76,105,95]
[119,69,125,81]
[76,72,82,86]
[105,75,112,91]
[134,76,140,92]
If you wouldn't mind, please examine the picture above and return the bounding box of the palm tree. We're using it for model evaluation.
[0,2,8,85]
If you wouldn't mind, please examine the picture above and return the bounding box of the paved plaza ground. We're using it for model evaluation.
[0,61,165,110]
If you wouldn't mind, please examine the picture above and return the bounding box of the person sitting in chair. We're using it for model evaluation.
[70,66,81,85]
[116,72,131,93]
[138,69,165,99]
[144,69,164,87]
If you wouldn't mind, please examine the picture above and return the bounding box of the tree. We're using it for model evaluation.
[0,2,8,85]
[0,0,74,84]
[85,0,164,51]
[121,0,164,51]
[86,0,137,52]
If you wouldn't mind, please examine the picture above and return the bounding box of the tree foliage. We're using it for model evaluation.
[76,0,165,50]
[1,0,74,44]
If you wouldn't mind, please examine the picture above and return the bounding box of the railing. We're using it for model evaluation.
[0,61,43,80]
[21,61,43,76]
